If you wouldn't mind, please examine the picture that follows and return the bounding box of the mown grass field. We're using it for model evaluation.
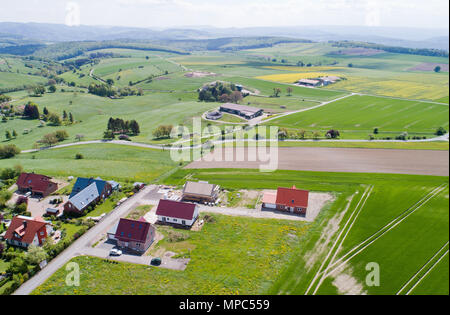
[266,94,449,139]
[32,169,449,295]
[0,72,47,91]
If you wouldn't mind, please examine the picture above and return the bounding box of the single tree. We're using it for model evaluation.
[287,87,293,96]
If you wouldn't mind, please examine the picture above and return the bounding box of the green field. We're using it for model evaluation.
[32,169,449,295]
[1,91,219,149]
[33,214,312,295]
[266,95,449,139]
[0,144,179,182]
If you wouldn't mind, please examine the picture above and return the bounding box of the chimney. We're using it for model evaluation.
[23,220,27,229]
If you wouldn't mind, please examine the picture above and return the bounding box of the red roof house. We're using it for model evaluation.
[114,218,155,253]
[262,186,309,216]
[156,200,199,227]
[16,173,58,198]
[4,216,53,248]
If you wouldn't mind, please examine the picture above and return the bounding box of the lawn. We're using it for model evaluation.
[266,94,449,139]
[126,205,153,220]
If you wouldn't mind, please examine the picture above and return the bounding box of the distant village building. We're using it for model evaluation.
[219,103,264,120]
[156,200,199,227]
[64,177,112,214]
[262,186,309,216]
[182,181,220,204]
[4,216,53,248]
[112,218,156,254]
[16,173,58,198]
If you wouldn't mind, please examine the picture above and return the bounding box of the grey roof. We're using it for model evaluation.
[183,181,216,197]
[108,222,119,235]
[68,182,100,211]
[220,103,263,115]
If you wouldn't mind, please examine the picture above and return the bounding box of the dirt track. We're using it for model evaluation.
[186,147,449,176]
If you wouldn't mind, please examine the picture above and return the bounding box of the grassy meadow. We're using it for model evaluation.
[266,95,449,139]
[0,144,179,182]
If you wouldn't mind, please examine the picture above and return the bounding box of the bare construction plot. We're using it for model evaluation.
[186,147,449,176]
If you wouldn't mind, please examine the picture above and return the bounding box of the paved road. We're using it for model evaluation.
[12,185,165,295]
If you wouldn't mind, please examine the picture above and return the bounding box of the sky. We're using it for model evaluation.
[0,0,448,29]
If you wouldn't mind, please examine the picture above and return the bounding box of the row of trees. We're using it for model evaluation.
[278,128,339,140]
[104,118,140,139]
[88,83,144,98]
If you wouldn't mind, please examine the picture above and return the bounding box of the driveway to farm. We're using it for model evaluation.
[12,185,181,296]
[186,147,449,176]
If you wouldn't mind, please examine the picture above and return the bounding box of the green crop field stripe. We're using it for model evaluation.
[324,184,448,278]
[397,241,450,295]
[304,185,372,295]
[406,249,449,295]
[310,185,374,295]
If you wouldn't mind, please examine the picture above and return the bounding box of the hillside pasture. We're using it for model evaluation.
[0,91,219,149]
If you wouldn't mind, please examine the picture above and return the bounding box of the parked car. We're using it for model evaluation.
[151,258,162,266]
[110,248,123,256]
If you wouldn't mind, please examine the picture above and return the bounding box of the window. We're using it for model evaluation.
[173,219,178,222]
[121,232,124,236]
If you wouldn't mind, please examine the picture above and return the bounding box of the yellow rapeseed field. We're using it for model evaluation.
[256,72,342,83]
[264,66,346,72]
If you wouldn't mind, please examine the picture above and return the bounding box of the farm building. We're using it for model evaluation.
[219,103,264,120]
[320,76,341,86]
[297,79,322,87]
[112,218,156,254]
[156,199,199,227]
[182,181,220,204]
[16,172,58,198]
[206,110,223,120]
[262,186,309,216]
[64,177,112,214]
[4,215,53,248]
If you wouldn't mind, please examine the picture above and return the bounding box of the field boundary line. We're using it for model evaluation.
[406,250,449,295]
[397,241,449,295]
[325,184,448,277]
[311,185,374,295]
[304,185,371,295]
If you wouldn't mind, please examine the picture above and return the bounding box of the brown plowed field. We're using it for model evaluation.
[186,147,449,176]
